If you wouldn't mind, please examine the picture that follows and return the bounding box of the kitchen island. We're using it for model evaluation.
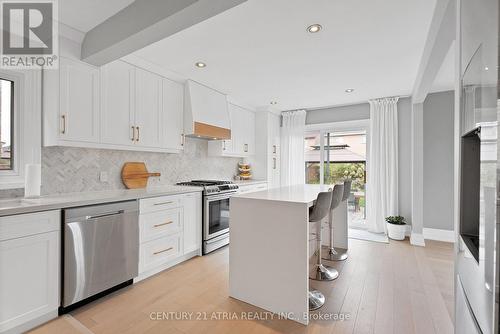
[229,184,329,325]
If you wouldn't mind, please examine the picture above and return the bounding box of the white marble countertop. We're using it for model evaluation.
[233,184,331,205]
[233,179,268,186]
[0,185,202,217]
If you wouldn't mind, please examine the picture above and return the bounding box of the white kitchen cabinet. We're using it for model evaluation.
[59,58,99,143]
[46,58,185,153]
[43,57,99,146]
[101,61,185,152]
[137,192,202,281]
[183,192,202,254]
[241,107,256,155]
[163,78,184,151]
[254,111,281,188]
[100,60,136,147]
[135,68,163,148]
[0,210,60,334]
[208,103,256,157]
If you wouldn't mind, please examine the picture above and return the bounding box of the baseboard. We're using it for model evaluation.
[410,233,426,247]
[2,310,58,334]
[423,228,455,243]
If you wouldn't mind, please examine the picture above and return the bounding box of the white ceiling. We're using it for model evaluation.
[130,0,437,111]
[59,0,133,33]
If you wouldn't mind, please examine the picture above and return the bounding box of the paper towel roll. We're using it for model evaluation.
[24,164,41,198]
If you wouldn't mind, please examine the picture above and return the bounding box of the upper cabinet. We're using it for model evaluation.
[208,103,256,157]
[44,58,184,153]
[134,68,163,148]
[253,111,281,189]
[163,78,185,151]
[43,57,99,145]
[100,60,135,146]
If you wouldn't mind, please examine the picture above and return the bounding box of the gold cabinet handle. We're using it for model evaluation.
[153,201,173,206]
[244,144,248,152]
[136,126,140,142]
[153,221,173,228]
[131,126,136,142]
[181,134,185,146]
[273,157,276,170]
[223,141,226,151]
[153,247,173,255]
[61,115,66,134]
[273,145,276,154]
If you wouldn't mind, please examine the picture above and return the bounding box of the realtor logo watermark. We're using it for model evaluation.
[0,0,58,68]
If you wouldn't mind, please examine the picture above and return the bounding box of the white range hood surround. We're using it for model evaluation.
[184,80,231,140]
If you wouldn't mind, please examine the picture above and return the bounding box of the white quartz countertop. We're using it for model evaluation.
[233,179,268,186]
[0,185,202,217]
[233,184,331,205]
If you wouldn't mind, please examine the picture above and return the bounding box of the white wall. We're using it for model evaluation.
[423,90,455,231]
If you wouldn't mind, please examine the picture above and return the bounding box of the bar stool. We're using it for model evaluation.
[308,190,333,311]
[323,180,351,261]
[310,184,343,282]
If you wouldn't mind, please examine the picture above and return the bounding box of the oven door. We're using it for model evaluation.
[204,193,233,240]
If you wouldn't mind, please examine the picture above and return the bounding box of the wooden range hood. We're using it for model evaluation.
[184,80,231,140]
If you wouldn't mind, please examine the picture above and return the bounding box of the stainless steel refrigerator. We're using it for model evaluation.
[456,0,499,333]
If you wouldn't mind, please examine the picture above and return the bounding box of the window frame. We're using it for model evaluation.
[305,119,370,186]
[0,69,42,189]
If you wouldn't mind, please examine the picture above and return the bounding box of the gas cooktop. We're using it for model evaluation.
[176,180,239,195]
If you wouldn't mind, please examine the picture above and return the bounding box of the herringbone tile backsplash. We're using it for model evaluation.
[1,138,240,197]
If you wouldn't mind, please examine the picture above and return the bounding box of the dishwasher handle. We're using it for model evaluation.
[85,210,124,220]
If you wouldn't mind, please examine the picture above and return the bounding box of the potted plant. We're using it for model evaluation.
[385,216,406,240]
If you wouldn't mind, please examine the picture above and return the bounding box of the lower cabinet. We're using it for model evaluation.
[137,192,202,281]
[0,210,60,334]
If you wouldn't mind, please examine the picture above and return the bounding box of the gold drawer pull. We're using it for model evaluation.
[153,221,173,228]
[153,247,173,255]
[153,201,173,206]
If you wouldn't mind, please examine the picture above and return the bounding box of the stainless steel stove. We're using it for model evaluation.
[176,180,238,254]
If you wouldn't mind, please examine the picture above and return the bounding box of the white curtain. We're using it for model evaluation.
[280,110,307,186]
[366,97,399,233]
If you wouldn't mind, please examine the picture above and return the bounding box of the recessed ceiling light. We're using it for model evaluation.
[345,88,354,93]
[485,66,489,71]
[195,62,206,68]
[307,24,322,33]
[270,101,278,105]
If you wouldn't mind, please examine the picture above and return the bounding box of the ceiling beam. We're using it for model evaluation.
[412,0,455,103]
[81,0,247,66]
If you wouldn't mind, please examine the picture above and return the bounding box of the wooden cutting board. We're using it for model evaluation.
[121,162,161,189]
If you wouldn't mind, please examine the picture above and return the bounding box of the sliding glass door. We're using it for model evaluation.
[305,128,367,228]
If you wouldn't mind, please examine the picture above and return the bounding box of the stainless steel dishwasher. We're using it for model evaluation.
[62,200,139,310]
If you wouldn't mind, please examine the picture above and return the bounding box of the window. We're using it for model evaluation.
[305,127,368,228]
[0,78,13,170]
[0,69,41,189]
[304,131,321,184]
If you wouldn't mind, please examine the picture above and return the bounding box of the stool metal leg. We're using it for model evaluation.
[310,221,339,281]
[309,290,325,310]
[322,212,348,261]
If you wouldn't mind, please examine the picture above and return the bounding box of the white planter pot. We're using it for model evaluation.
[386,223,406,240]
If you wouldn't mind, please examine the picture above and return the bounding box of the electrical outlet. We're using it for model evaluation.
[99,171,108,183]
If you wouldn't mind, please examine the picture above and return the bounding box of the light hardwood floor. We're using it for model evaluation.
[29,238,454,334]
